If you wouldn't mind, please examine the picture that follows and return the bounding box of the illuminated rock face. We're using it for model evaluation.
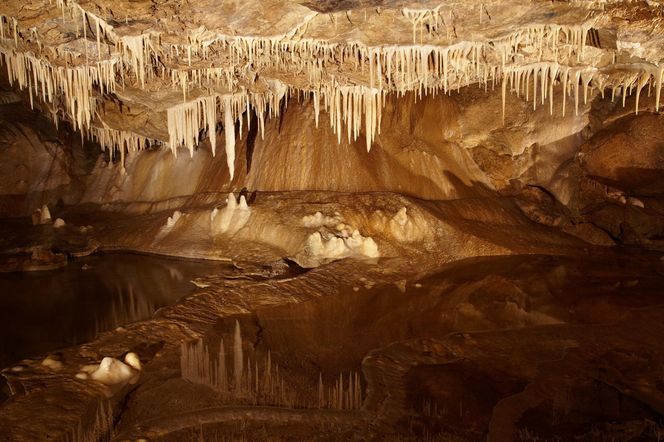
[0,0,662,250]
[0,0,661,183]
[2,4,664,441]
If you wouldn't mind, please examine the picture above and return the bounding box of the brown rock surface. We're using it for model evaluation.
[0,0,663,440]
[581,113,664,193]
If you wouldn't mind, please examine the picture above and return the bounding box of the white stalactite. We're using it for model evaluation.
[223,96,235,180]
[89,125,159,170]
[0,2,660,178]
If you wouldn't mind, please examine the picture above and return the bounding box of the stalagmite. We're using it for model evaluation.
[166,211,181,228]
[40,204,51,224]
[210,191,251,235]
[88,353,141,387]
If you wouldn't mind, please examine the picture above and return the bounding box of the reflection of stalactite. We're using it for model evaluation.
[179,322,362,410]
[63,398,114,442]
[233,320,243,391]
[318,371,363,411]
[180,329,296,407]
[89,283,156,342]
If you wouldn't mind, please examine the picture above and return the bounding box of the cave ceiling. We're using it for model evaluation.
[0,0,662,177]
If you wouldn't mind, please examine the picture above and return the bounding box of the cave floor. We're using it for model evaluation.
[1,243,664,441]
[0,191,662,441]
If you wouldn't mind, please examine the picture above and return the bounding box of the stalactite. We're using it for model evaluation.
[89,125,160,171]
[167,98,199,158]
[0,45,118,131]
[202,95,217,157]
[401,6,444,44]
[119,33,153,88]
[316,84,384,152]
[223,96,235,180]
[1,0,660,178]
[499,61,664,120]
[16,2,601,106]
[656,66,663,112]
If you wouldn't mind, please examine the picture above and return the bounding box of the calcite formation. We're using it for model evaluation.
[0,0,661,176]
[2,2,664,441]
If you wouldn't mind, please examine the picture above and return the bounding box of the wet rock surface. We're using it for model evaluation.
[0,1,662,440]
[1,251,664,440]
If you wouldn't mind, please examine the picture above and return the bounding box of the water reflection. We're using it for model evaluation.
[86,282,156,346]
[49,251,664,441]
[249,252,664,393]
[0,253,230,368]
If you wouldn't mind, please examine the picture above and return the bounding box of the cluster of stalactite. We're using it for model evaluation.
[0,32,118,132]
[501,61,663,121]
[0,0,662,178]
[89,125,161,172]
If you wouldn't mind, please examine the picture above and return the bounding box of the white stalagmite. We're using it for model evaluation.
[88,352,141,387]
[238,195,249,210]
[40,204,52,224]
[124,352,142,371]
[298,223,380,267]
[302,211,342,228]
[166,210,181,228]
[211,193,237,233]
[211,192,251,235]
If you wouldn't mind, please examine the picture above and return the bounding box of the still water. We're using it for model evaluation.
[0,253,230,368]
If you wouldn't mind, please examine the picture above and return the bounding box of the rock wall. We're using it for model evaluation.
[79,87,606,205]
[0,97,93,217]
[81,93,494,203]
[1,79,662,250]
